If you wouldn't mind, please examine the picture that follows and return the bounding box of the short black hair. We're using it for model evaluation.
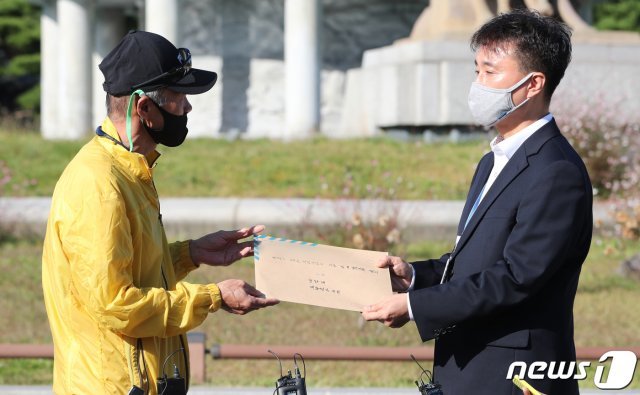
[470,9,572,100]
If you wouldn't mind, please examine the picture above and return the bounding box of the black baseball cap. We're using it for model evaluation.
[99,30,217,97]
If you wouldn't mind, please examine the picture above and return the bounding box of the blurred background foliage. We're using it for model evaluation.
[0,0,41,117]
[593,0,640,33]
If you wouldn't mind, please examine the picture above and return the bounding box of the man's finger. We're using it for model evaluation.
[251,296,280,307]
[376,256,392,269]
[238,225,265,238]
[362,311,384,321]
[236,243,253,257]
[361,304,384,321]
[219,225,265,242]
[243,284,280,305]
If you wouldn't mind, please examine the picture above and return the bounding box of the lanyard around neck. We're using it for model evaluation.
[95,126,130,151]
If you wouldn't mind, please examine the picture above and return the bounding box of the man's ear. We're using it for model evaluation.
[527,72,546,99]
[136,95,152,119]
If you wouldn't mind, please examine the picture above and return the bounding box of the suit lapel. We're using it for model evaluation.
[453,120,561,257]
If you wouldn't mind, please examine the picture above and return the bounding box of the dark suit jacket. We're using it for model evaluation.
[409,120,592,394]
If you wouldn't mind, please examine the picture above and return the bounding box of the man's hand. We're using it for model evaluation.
[190,225,265,267]
[522,389,545,395]
[217,279,279,315]
[361,293,410,328]
[377,255,413,292]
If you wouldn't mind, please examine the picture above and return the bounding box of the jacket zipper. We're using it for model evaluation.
[152,169,189,391]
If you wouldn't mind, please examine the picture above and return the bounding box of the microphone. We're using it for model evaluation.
[269,350,308,395]
[411,354,444,395]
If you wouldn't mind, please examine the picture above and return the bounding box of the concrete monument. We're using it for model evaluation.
[339,0,640,137]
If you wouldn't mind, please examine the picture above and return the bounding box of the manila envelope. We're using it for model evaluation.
[254,235,392,311]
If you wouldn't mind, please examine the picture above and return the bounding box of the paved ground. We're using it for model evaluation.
[0,196,466,242]
[0,196,612,241]
[0,386,637,394]
[0,197,466,227]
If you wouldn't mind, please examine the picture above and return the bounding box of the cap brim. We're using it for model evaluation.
[167,69,217,94]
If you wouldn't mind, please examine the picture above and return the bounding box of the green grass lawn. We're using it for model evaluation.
[2,128,638,388]
[1,237,638,388]
[0,129,486,199]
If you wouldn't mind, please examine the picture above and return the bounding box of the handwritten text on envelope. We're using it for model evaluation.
[254,235,392,311]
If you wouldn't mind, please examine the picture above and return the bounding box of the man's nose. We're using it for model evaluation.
[184,98,192,115]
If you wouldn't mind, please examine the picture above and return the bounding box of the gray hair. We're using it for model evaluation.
[144,89,169,107]
[105,88,168,120]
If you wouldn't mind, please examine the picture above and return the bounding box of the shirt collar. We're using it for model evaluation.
[490,113,553,159]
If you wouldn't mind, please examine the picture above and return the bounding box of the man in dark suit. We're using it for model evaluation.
[362,9,592,395]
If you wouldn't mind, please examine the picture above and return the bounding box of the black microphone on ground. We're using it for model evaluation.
[269,350,307,395]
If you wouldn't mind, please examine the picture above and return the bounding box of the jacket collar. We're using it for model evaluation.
[96,117,161,181]
[453,119,561,257]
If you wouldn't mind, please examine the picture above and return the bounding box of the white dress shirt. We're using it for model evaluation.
[406,113,554,320]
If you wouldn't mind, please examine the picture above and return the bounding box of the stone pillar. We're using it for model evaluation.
[93,8,126,127]
[40,0,59,139]
[284,0,321,139]
[57,0,93,139]
[145,0,179,45]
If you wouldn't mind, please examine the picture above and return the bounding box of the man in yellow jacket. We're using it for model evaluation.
[42,31,279,395]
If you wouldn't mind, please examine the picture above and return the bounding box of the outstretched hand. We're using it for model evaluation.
[217,279,279,315]
[190,225,264,267]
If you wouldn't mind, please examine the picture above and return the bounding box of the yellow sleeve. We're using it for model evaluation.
[169,241,223,312]
[206,283,223,313]
[169,240,198,281]
[60,182,221,339]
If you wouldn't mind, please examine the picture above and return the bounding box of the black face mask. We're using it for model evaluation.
[143,102,189,147]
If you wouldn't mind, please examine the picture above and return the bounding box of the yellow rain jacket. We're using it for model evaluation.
[42,118,222,394]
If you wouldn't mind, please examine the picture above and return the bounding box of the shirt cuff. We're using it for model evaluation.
[206,283,222,313]
[407,265,416,321]
[407,264,416,291]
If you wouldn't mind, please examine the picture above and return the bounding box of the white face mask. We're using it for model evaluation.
[467,72,534,127]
